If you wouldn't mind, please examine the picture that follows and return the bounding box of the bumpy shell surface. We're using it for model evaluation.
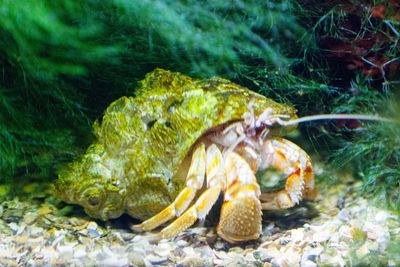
[54,69,297,220]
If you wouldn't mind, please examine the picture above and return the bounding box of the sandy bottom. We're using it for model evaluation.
[0,177,399,266]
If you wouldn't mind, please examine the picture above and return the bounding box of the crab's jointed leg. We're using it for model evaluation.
[160,144,226,239]
[260,137,315,210]
[161,148,264,243]
[131,143,207,232]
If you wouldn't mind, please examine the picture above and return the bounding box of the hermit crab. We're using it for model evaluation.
[54,68,316,243]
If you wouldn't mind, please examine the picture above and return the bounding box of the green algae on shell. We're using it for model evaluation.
[53,68,297,220]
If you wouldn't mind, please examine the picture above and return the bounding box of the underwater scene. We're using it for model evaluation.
[0,0,399,266]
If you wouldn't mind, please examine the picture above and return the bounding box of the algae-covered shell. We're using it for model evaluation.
[54,69,297,220]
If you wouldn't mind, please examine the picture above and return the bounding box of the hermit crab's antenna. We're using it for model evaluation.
[277,114,400,126]
[276,114,397,127]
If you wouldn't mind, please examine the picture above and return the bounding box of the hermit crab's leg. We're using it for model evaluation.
[260,137,315,210]
[217,151,262,243]
[131,143,206,232]
[303,159,316,200]
[159,144,226,239]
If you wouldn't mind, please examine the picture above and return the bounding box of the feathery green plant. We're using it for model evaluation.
[300,0,400,210]
[330,78,400,210]
[0,0,399,210]
[0,0,310,183]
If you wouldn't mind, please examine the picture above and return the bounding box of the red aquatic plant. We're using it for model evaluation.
[318,0,399,81]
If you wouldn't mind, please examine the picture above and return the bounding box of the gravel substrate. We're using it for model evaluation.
[0,178,399,267]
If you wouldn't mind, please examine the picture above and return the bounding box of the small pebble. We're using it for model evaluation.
[305,246,323,262]
[176,239,188,247]
[356,243,370,258]
[291,229,304,243]
[182,246,194,255]
[57,245,74,256]
[337,209,350,222]
[120,232,135,241]
[375,211,388,223]
[30,226,43,238]
[23,212,38,225]
[155,243,171,257]
[7,222,19,233]
[87,222,98,231]
[303,260,317,267]
[146,254,168,265]
[101,256,129,266]
[74,248,87,258]
[279,238,290,245]
[313,230,330,243]
[214,240,225,250]
[254,248,270,261]
[128,252,145,266]
[177,254,204,267]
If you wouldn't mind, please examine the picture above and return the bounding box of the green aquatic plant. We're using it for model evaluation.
[296,0,400,210]
[0,0,118,181]
[331,84,400,211]
[0,0,309,183]
[0,0,398,211]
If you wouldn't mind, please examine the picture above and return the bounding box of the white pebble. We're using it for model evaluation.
[291,229,304,243]
[182,246,195,255]
[57,245,74,256]
[176,240,188,247]
[313,230,330,243]
[303,260,317,267]
[337,209,350,222]
[30,226,43,237]
[375,211,388,223]
[101,256,129,266]
[87,221,98,231]
[74,248,87,258]
[356,243,370,258]
[7,222,18,233]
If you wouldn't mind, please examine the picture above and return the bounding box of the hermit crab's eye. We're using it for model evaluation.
[88,196,100,206]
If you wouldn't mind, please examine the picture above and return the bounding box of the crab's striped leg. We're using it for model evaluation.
[131,143,206,232]
[159,144,226,239]
[217,151,262,243]
[259,137,315,210]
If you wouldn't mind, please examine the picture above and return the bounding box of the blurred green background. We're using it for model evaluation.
[0,0,399,209]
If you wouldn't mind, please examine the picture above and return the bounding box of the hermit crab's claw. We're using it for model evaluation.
[259,137,316,210]
[217,151,262,243]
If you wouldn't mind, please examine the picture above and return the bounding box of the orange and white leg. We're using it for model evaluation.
[159,144,226,239]
[217,151,262,243]
[131,143,207,232]
[260,137,315,210]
